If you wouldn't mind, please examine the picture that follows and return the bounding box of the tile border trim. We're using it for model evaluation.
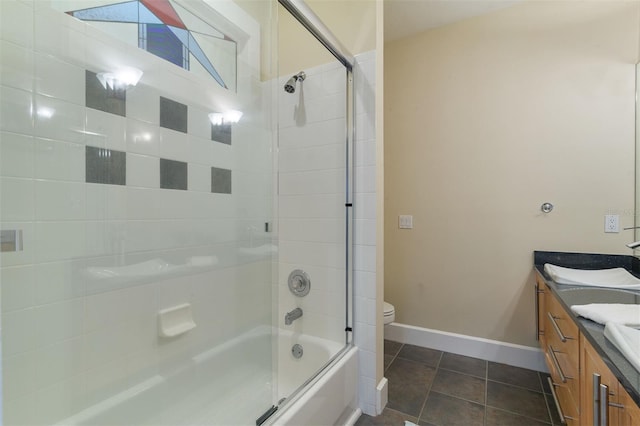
[384,323,548,373]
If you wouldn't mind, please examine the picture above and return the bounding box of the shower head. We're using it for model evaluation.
[284,71,306,93]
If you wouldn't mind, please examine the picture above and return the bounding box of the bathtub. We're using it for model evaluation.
[54,326,358,426]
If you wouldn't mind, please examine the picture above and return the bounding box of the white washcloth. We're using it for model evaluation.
[404,422,417,426]
[544,264,640,288]
[570,304,640,327]
[604,322,640,373]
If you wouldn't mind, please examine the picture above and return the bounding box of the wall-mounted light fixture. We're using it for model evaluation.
[97,67,143,90]
[208,110,243,126]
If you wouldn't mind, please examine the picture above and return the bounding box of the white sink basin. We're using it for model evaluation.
[544,264,640,289]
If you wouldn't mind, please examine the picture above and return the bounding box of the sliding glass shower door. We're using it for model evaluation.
[0,0,276,424]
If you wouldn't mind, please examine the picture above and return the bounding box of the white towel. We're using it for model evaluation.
[604,322,640,373]
[544,264,640,288]
[570,304,640,327]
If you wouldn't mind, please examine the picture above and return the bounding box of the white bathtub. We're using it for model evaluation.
[270,330,359,425]
[55,326,358,426]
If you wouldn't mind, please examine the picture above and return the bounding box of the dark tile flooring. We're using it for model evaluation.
[355,340,560,426]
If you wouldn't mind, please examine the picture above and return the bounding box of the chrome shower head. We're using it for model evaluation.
[284,71,306,93]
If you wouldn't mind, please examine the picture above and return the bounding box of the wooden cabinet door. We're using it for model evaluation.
[618,385,640,426]
[581,335,620,426]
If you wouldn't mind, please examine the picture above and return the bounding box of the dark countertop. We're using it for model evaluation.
[534,251,640,406]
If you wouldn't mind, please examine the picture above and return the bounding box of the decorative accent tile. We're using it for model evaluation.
[85,70,126,117]
[160,97,187,133]
[211,123,231,145]
[85,146,126,185]
[211,167,231,194]
[160,158,187,190]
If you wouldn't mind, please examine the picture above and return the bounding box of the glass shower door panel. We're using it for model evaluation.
[0,1,275,425]
[276,3,349,404]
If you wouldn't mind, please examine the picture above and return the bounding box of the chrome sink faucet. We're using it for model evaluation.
[624,226,640,249]
[285,307,303,325]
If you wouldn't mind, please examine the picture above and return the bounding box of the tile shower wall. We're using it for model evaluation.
[353,51,378,416]
[0,2,273,424]
[277,60,348,344]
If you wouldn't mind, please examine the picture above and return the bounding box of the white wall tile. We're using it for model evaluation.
[355,166,376,194]
[126,84,160,125]
[279,118,345,148]
[34,95,85,144]
[33,374,85,425]
[127,153,159,188]
[34,260,84,305]
[0,86,34,135]
[354,193,376,220]
[279,168,345,196]
[1,265,35,312]
[279,218,344,244]
[85,183,127,221]
[34,298,84,346]
[188,163,211,192]
[159,127,190,162]
[0,40,34,92]
[35,180,86,221]
[85,108,126,151]
[35,221,85,263]
[126,118,159,156]
[189,136,213,165]
[3,350,38,401]
[354,219,376,246]
[0,0,34,48]
[35,53,84,105]
[279,143,345,172]
[34,8,85,66]
[354,244,376,273]
[34,337,84,389]
[188,106,213,140]
[34,137,84,181]
[2,307,38,356]
[0,132,34,178]
[4,394,37,426]
[0,177,34,221]
[354,271,376,300]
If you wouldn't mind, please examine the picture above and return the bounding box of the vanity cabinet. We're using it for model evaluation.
[541,281,580,424]
[535,270,640,426]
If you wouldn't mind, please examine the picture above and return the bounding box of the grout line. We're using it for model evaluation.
[484,360,488,426]
[416,350,443,422]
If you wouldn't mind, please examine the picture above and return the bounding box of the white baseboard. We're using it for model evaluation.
[342,408,362,426]
[375,377,388,415]
[385,322,548,373]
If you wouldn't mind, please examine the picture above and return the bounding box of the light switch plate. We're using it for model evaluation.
[399,215,413,229]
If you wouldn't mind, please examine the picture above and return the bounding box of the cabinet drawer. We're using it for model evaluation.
[545,290,579,362]
[554,379,580,425]
[545,342,580,410]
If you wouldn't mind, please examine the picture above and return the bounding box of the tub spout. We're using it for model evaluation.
[285,307,303,325]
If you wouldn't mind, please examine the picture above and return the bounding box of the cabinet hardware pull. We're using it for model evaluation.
[609,403,625,409]
[548,312,574,342]
[535,284,541,340]
[549,345,572,383]
[600,384,609,426]
[594,373,601,426]
[548,377,568,424]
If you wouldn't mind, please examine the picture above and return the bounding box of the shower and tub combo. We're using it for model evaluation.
[0,0,371,424]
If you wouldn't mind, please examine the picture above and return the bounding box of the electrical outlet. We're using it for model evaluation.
[399,215,413,229]
[605,214,619,233]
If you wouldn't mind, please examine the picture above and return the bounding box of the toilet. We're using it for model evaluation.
[383,301,395,325]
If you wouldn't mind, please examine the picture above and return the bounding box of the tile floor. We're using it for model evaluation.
[355,340,560,426]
